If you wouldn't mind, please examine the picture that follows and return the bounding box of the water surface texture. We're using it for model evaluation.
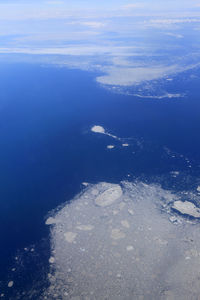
[0,0,200,299]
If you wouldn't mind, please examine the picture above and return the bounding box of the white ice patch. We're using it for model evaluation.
[76,225,94,231]
[49,257,55,264]
[96,65,179,87]
[8,281,14,288]
[82,182,89,187]
[172,201,200,218]
[64,232,77,243]
[45,217,57,225]
[107,145,115,149]
[91,125,105,134]
[132,93,184,99]
[91,125,120,140]
[44,181,200,300]
[94,185,122,207]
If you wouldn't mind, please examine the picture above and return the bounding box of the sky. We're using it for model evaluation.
[0,0,200,93]
[0,0,200,20]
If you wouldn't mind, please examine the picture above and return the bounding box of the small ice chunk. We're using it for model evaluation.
[122,143,129,147]
[128,209,134,215]
[82,182,89,187]
[91,126,105,134]
[49,257,55,264]
[172,201,200,218]
[8,281,14,288]
[126,245,134,251]
[197,186,200,192]
[95,185,122,207]
[170,171,180,177]
[76,225,94,231]
[64,232,77,243]
[121,220,130,228]
[169,216,180,224]
[111,229,125,240]
[107,145,115,149]
[45,217,56,225]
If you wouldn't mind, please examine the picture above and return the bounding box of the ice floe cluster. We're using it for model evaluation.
[91,125,120,141]
[44,181,200,300]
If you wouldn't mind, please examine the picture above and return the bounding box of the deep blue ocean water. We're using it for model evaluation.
[0,63,200,298]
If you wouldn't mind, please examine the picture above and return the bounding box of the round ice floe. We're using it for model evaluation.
[8,281,14,288]
[94,185,123,207]
[91,125,105,134]
[172,201,200,218]
[49,257,55,264]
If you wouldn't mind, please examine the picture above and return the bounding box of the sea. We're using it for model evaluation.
[0,62,200,299]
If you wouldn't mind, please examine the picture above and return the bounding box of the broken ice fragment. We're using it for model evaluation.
[172,201,200,218]
[111,229,125,240]
[64,232,77,243]
[8,281,14,288]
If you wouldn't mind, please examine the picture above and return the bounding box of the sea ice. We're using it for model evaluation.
[94,185,122,207]
[172,201,200,218]
[43,181,200,300]
[107,145,115,149]
[8,281,14,288]
[111,228,126,240]
[49,257,55,264]
[64,232,77,243]
[45,217,56,225]
[91,125,105,134]
[91,125,120,140]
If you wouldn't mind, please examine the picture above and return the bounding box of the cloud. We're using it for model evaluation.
[165,32,184,38]
[0,45,143,58]
[147,18,200,25]
[0,1,199,96]
[67,21,105,29]
[80,21,105,28]
[122,3,145,9]
[45,1,64,4]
